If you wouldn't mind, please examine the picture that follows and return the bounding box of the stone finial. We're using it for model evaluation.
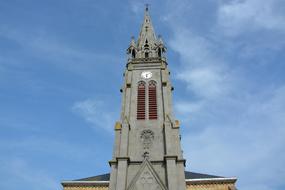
[114,122,122,130]
[175,120,180,128]
[142,151,150,159]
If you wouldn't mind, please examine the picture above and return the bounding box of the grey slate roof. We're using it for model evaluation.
[184,171,222,179]
[75,173,110,181]
[74,171,223,181]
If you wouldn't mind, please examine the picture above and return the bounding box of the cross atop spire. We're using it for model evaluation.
[145,3,149,11]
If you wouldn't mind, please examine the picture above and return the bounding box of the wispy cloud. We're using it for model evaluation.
[0,26,121,78]
[169,28,232,99]
[129,0,145,15]
[0,137,96,160]
[164,0,285,189]
[0,158,58,190]
[218,0,285,36]
[180,85,285,190]
[0,136,99,190]
[72,98,116,132]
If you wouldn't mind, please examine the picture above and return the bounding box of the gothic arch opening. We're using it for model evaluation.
[158,48,162,58]
[131,49,136,58]
[145,52,149,58]
[148,80,157,120]
[137,81,146,120]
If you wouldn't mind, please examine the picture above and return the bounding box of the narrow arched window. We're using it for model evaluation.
[132,49,136,58]
[148,81,157,120]
[137,81,146,120]
[145,52,149,58]
[158,48,162,58]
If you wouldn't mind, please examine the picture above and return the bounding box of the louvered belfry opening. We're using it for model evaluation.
[148,80,157,120]
[137,81,146,120]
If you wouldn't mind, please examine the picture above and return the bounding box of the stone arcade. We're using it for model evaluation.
[61,7,237,190]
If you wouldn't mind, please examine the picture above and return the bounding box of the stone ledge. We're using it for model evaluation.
[186,177,237,185]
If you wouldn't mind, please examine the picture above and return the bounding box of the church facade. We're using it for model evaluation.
[62,7,237,190]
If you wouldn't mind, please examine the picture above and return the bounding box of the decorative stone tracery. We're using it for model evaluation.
[140,130,154,149]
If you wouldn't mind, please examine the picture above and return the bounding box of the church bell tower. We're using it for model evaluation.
[108,6,187,190]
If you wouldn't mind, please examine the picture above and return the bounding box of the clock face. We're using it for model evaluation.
[141,71,152,79]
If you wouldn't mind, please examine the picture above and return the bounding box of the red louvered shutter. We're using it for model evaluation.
[137,82,146,120]
[148,81,157,120]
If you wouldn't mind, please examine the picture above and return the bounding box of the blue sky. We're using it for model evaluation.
[0,0,285,190]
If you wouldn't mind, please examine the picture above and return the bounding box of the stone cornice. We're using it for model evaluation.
[61,177,237,187]
[126,59,167,70]
[61,180,109,187]
[164,155,186,166]
[109,157,186,166]
[186,177,237,185]
[127,57,167,64]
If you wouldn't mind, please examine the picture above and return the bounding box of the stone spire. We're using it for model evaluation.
[127,5,166,59]
[137,5,157,50]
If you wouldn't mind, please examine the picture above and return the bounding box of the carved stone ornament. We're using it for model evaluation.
[137,171,160,190]
[140,130,154,149]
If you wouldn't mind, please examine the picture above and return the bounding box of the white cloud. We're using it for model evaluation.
[0,134,110,190]
[175,101,205,115]
[169,28,232,99]
[177,67,229,99]
[164,1,285,189]
[180,85,285,190]
[169,19,285,189]
[72,99,116,132]
[129,0,145,15]
[0,137,97,160]
[218,0,285,36]
[0,26,120,78]
[0,158,58,190]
